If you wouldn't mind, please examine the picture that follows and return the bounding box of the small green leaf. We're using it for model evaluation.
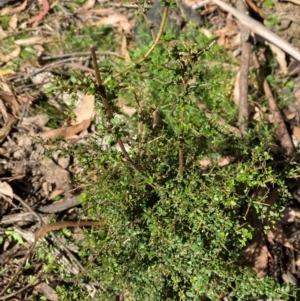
[186,291,194,297]
[5,229,23,244]
[265,15,280,26]
[263,0,274,8]
[285,81,294,89]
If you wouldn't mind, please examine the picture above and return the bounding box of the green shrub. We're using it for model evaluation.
[55,28,297,301]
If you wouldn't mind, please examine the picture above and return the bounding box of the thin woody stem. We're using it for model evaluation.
[103,0,170,84]
[90,47,161,188]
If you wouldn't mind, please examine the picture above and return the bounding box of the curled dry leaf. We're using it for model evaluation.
[14,36,52,46]
[0,26,7,40]
[0,80,13,92]
[0,45,20,63]
[0,115,16,143]
[90,14,132,32]
[117,98,136,117]
[121,35,131,63]
[217,156,236,167]
[199,156,236,169]
[81,0,96,10]
[49,189,65,200]
[0,99,8,120]
[292,126,300,145]
[199,158,212,169]
[0,181,13,198]
[0,91,20,115]
[34,282,59,301]
[9,13,17,30]
[37,118,91,140]
[266,42,288,75]
[73,94,95,125]
[0,0,27,16]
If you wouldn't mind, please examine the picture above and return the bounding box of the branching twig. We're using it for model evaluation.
[253,53,295,157]
[211,0,300,62]
[135,1,156,42]
[191,96,242,138]
[90,47,161,188]
[103,0,170,84]
[179,109,184,177]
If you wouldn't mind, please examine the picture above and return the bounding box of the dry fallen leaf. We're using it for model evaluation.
[0,25,7,40]
[38,118,91,140]
[0,69,14,76]
[117,98,137,117]
[49,189,65,200]
[243,231,269,278]
[267,42,288,75]
[0,80,13,92]
[0,181,13,198]
[0,0,27,16]
[73,94,95,125]
[280,207,300,224]
[292,126,300,143]
[267,222,294,249]
[14,36,52,46]
[34,282,59,301]
[282,271,298,285]
[90,14,132,32]
[81,0,96,10]
[282,0,300,5]
[199,158,212,169]
[217,156,236,167]
[0,115,16,143]
[215,22,238,48]
[9,13,18,30]
[0,45,20,63]
[0,91,20,115]
[78,8,114,15]
[121,35,131,63]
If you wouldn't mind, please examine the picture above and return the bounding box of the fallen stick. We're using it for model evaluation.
[211,0,300,62]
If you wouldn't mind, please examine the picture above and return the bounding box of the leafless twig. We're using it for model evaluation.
[236,0,251,136]
[253,53,295,157]
[211,0,300,62]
